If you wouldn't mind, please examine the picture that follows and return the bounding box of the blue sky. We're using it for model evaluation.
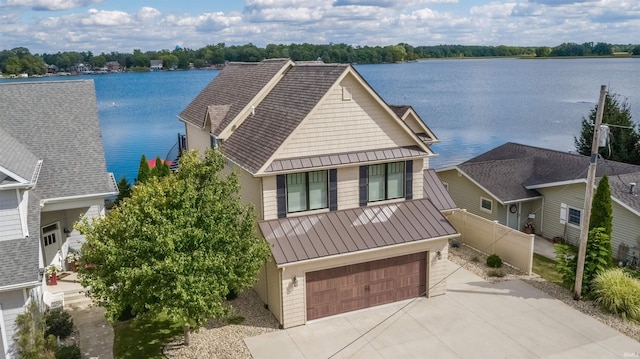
[1,0,638,54]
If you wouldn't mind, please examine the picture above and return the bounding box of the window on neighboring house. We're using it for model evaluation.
[560,203,581,227]
[568,207,581,226]
[359,161,413,206]
[480,197,493,213]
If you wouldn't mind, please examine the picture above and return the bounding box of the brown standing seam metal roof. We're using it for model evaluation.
[423,169,458,210]
[259,198,458,265]
[178,59,290,130]
[265,146,428,173]
[221,63,348,174]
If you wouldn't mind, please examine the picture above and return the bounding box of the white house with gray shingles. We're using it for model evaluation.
[179,59,459,328]
[0,80,117,359]
[437,142,640,263]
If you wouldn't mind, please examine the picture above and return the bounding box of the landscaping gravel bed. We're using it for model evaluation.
[449,243,640,343]
[163,290,279,359]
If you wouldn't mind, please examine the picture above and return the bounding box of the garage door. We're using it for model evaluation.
[306,252,427,321]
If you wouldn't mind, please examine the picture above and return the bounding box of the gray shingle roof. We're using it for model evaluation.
[0,80,115,199]
[0,80,114,288]
[603,173,640,214]
[222,63,348,174]
[259,198,458,265]
[0,127,39,183]
[178,59,291,131]
[459,142,640,204]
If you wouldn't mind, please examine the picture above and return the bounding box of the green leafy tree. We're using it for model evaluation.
[76,148,271,345]
[574,92,640,164]
[13,301,56,359]
[137,154,150,184]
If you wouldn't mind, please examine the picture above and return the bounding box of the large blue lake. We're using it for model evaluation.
[3,58,638,181]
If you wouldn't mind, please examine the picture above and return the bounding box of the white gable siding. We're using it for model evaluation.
[185,122,211,156]
[275,74,416,159]
[0,190,22,241]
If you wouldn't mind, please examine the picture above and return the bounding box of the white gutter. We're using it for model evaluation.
[40,191,118,206]
[0,280,41,293]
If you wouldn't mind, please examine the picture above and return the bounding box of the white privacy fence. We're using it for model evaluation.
[445,209,534,275]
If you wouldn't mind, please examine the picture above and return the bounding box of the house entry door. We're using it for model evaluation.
[42,222,62,268]
[507,203,520,230]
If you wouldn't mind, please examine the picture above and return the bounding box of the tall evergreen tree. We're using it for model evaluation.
[114,177,132,206]
[137,154,150,184]
[589,175,614,265]
[574,92,640,164]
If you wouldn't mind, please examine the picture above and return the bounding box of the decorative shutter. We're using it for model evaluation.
[329,169,337,211]
[405,160,413,200]
[359,165,368,207]
[277,175,286,218]
[559,203,567,224]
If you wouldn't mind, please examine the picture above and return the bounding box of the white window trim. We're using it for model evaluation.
[560,202,582,228]
[480,196,493,214]
[567,206,582,228]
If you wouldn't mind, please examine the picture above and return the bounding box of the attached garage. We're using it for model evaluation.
[306,252,426,320]
[258,198,459,328]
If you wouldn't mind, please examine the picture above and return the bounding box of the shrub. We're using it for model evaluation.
[56,344,82,359]
[486,254,502,268]
[471,256,480,263]
[45,309,74,339]
[487,269,505,278]
[592,268,640,322]
[555,243,577,287]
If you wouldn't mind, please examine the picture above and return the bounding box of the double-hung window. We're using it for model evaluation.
[368,162,405,202]
[560,203,581,227]
[286,170,328,213]
[360,161,412,205]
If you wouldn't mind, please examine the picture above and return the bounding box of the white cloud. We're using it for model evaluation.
[470,2,516,19]
[4,0,102,11]
[136,7,161,22]
[1,0,639,54]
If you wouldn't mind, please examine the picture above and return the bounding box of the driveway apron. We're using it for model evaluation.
[245,262,640,358]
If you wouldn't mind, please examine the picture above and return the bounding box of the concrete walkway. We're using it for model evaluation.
[534,235,556,259]
[47,272,114,359]
[245,262,640,358]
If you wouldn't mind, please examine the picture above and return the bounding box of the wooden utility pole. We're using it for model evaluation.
[574,85,607,300]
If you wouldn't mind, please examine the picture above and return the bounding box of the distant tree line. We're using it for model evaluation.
[2,42,639,76]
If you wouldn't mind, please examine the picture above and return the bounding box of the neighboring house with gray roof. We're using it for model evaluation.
[437,142,640,262]
[0,80,117,359]
[179,59,459,328]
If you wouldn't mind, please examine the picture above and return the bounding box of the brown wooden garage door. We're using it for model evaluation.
[306,252,427,321]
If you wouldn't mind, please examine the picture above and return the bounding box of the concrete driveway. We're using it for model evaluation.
[245,262,640,358]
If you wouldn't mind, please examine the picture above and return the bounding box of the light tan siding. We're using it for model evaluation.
[184,122,210,156]
[278,238,448,328]
[411,159,424,200]
[262,176,277,220]
[234,166,263,219]
[275,74,416,159]
[337,166,359,210]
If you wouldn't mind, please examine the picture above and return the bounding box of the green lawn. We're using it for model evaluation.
[532,253,564,286]
[113,312,183,359]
